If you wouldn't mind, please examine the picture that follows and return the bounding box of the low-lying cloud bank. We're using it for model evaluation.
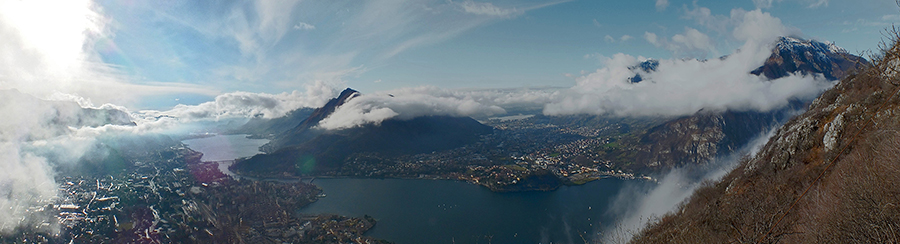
[138,80,338,122]
[317,87,513,130]
[545,9,830,117]
[543,51,830,117]
[0,90,126,234]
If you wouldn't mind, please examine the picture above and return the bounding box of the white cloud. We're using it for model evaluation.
[459,0,521,18]
[0,89,137,234]
[644,28,717,58]
[0,143,58,234]
[0,0,215,107]
[732,9,795,43]
[644,32,660,46]
[317,87,507,130]
[142,80,339,121]
[544,10,828,117]
[225,0,301,58]
[752,0,781,9]
[605,35,616,43]
[671,28,711,49]
[681,4,730,34]
[293,22,316,30]
[621,35,634,42]
[807,0,828,8]
[655,0,669,11]
[670,27,715,56]
[544,52,829,116]
[593,19,603,28]
[316,86,561,130]
[751,0,827,9]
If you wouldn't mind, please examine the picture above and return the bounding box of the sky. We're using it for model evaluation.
[2,0,897,111]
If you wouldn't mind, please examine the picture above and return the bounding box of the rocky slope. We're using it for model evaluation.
[610,37,867,172]
[631,36,900,243]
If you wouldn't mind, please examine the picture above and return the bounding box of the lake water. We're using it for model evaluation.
[300,178,631,244]
[181,134,269,162]
[183,134,638,244]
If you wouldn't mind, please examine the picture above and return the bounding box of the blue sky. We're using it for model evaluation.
[2,0,899,109]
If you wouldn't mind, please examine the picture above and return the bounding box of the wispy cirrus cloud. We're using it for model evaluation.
[111,0,566,96]
[293,22,315,30]
[459,0,522,18]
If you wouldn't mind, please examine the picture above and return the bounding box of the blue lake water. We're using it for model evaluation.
[183,134,639,244]
[300,178,632,244]
[181,134,269,162]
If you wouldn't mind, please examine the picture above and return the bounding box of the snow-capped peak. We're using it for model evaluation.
[775,36,848,55]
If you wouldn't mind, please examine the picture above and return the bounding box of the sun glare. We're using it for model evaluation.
[0,0,104,78]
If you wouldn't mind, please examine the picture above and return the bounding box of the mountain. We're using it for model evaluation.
[231,89,494,178]
[630,37,867,84]
[752,36,868,80]
[631,103,805,169]
[628,59,659,83]
[259,88,359,153]
[631,37,900,243]
[604,37,867,172]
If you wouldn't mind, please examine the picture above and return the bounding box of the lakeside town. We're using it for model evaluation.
[2,143,388,244]
[329,115,655,192]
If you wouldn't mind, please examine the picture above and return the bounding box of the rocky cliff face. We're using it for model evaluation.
[621,37,866,172]
[631,37,900,244]
[632,102,806,170]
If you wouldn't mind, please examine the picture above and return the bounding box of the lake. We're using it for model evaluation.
[181,134,269,162]
[301,178,629,244]
[183,134,636,244]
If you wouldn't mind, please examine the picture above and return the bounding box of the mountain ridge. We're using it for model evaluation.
[611,36,868,172]
[260,88,359,153]
[630,34,900,244]
[232,89,495,178]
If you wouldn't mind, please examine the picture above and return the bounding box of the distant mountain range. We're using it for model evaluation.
[229,36,868,179]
